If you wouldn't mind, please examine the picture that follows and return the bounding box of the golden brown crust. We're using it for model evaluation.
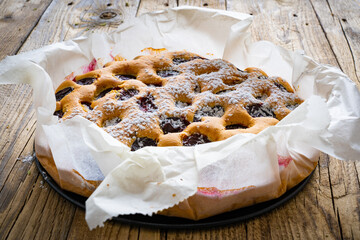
[54,51,303,148]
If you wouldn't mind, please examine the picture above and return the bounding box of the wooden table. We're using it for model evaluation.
[0,0,359,239]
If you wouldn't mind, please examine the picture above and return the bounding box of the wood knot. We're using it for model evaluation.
[99,11,117,19]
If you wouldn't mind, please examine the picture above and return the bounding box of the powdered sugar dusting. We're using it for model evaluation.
[56,52,302,148]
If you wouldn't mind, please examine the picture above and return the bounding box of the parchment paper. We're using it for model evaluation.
[0,6,359,230]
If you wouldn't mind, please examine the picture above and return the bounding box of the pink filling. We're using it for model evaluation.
[81,58,97,74]
[197,186,255,197]
[278,155,292,168]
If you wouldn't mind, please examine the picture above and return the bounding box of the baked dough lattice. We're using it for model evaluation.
[54,50,303,150]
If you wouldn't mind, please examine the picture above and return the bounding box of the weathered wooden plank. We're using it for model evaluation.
[66,209,140,240]
[327,157,360,239]
[178,0,226,8]
[0,84,35,188]
[0,131,37,239]
[136,0,177,16]
[310,0,360,85]
[0,0,53,60]
[0,0,143,239]
[306,2,360,236]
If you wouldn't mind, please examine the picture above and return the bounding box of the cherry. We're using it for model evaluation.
[157,70,179,78]
[183,133,211,146]
[116,89,139,101]
[160,117,190,134]
[81,101,93,110]
[138,94,157,112]
[53,110,64,118]
[194,84,201,93]
[246,103,275,118]
[96,88,112,99]
[116,75,136,80]
[274,82,288,92]
[172,56,205,65]
[76,78,95,85]
[216,90,232,95]
[226,124,247,130]
[286,103,300,110]
[55,87,73,101]
[131,137,157,151]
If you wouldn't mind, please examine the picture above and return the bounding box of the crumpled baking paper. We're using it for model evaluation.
[0,6,359,230]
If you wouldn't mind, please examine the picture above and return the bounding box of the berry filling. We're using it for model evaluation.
[157,70,180,78]
[82,101,93,110]
[116,75,136,80]
[286,103,300,110]
[53,110,64,118]
[116,89,139,101]
[55,87,73,101]
[96,88,113,99]
[183,133,211,146]
[236,68,246,73]
[160,117,190,134]
[246,103,275,118]
[131,137,157,151]
[194,84,201,93]
[194,105,225,122]
[172,56,205,65]
[138,94,157,112]
[274,82,288,92]
[76,78,95,85]
[216,90,232,95]
[255,94,268,101]
[226,124,248,130]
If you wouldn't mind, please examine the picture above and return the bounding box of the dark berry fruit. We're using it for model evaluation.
[183,133,211,146]
[55,87,73,101]
[96,88,112,99]
[246,103,275,118]
[258,75,268,80]
[286,103,300,110]
[116,89,139,101]
[138,94,157,112]
[274,82,288,92]
[116,75,136,80]
[216,90,232,95]
[255,94,268,101]
[157,70,179,78]
[236,68,246,73]
[193,105,224,122]
[76,78,95,85]
[81,101,93,110]
[194,84,201,93]
[226,124,247,130]
[131,137,157,151]
[160,117,190,134]
[172,56,205,65]
[53,110,64,118]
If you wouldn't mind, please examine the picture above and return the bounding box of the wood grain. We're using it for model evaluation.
[0,0,53,60]
[0,0,359,239]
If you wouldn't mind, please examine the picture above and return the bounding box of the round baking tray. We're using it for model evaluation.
[35,156,314,229]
